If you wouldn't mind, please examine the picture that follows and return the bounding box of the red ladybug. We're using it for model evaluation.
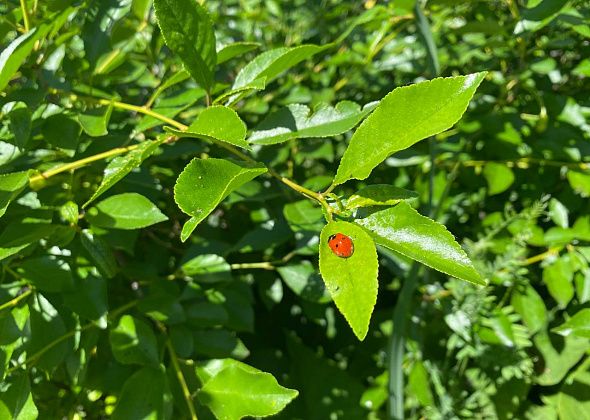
[328,233,354,258]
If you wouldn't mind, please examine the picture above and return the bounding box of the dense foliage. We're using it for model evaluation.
[1,0,589,419]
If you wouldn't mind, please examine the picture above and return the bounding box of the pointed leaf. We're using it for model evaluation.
[197,359,298,420]
[333,72,486,186]
[111,366,170,420]
[3,102,31,150]
[78,104,113,137]
[0,24,51,92]
[356,202,484,285]
[109,315,159,366]
[80,229,118,279]
[0,170,31,219]
[346,184,419,210]
[248,101,377,146]
[154,0,216,91]
[483,162,515,195]
[174,158,267,241]
[164,106,250,149]
[87,193,168,230]
[552,309,590,338]
[217,42,259,64]
[229,44,329,103]
[319,221,378,340]
[84,138,165,207]
[0,373,38,420]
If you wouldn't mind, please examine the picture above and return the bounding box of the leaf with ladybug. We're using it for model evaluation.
[319,221,378,340]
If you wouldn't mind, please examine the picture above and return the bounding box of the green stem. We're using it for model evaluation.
[230,262,274,270]
[7,300,138,374]
[166,339,198,420]
[0,288,33,312]
[388,264,420,420]
[20,0,30,32]
[48,90,331,216]
[29,144,139,185]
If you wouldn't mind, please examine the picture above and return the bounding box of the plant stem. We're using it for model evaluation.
[20,0,30,32]
[7,300,138,374]
[230,262,274,270]
[29,144,139,185]
[47,90,333,217]
[388,264,420,420]
[0,288,33,312]
[166,339,198,420]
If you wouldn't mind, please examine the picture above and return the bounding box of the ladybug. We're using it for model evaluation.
[328,233,354,258]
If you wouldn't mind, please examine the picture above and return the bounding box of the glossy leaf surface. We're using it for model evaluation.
[356,202,484,285]
[319,221,378,340]
[334,73,486,185]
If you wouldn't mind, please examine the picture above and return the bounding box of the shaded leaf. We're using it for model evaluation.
[109,315,159,366]
[80,229,118,279]
[0,373,38,420]
[346,184,418,210]
[0,24,51,92]
[154,0,216,91]
[552,309,590,338]
[111,366,171,420]
[0,170,30,219]
[78,104,113,137]
[217,42,259,64]
[483,162,515,195]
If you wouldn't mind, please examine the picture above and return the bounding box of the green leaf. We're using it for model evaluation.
[197,359,298,420]
[511,284,547,334]
[552,309,590,338]
[0,170,30,219]
[534,329,588,386]
[3,102,31,150]
[111,366,171,420]
[248,101,377,146]
[109,315,159,366]
[41,114,81,156]
[356,202,484,285]
[333,72,486,186]
[181,254,230,278]
[87,193,168,230]
[483,162,515,195]
[154,0,216,91]
[217,41,259,64]
[556,361,590,420]
[63,274,108,327]
[174,158,267,241]
[0,373,38,420]
[28,295,72,373]
[0,223,56,261]
[78,104,113,137]
[346,184,419,210]
[543,256,574,308]
[319,221,378,340]
[229,44,329,102]
[213,78,267,105]
[84,138,165,207]
[567,170,590,197]
[80,229,118,279]
[277,261,331,303]
[164,106,250,149]
[0,24,51,92]
[20,256,74,293]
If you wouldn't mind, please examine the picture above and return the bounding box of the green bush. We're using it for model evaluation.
[1,0,589,419]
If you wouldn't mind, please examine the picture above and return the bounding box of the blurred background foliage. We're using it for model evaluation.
[1,0,589,418]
